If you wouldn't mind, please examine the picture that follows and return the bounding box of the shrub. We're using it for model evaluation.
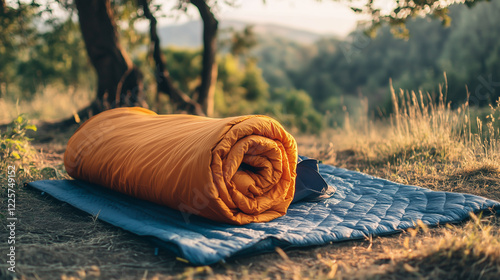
[0,114,37,162]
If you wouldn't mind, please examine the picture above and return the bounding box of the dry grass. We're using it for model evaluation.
[0,85,93,124]
[1,80,500,279]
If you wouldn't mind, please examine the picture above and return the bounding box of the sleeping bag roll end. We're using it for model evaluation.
[64,107,298,225]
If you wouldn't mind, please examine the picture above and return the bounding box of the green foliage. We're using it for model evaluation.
[161,48,203,93]
[284,89,312,117]
[4,0,495,135]
[0,2,40,97]
[241,60,269,101]
[253,36,317,89]
[214,52,323,133]
[229,26,258,57]
[269,88,324,134]
[439,0,500,107]
[0,0,145,101]
[260,1,500,116]
[0,114,37,161]
[214,54,270,116]
[151,48,298,129]
[17,19,91,97]
[352,0,488,37]
[218,53,244,92]
[113,0,149,52]
[0,2,92,100]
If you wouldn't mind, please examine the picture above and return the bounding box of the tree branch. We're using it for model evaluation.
[190,0,218,116]
[138,0,204,115]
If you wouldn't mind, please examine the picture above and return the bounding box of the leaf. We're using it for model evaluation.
[12,151,20,159]
[25,124,37,131]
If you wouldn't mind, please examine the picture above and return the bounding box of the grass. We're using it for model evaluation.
[352,215,500,279]
[0,81,499,279]
[0,85,93,124]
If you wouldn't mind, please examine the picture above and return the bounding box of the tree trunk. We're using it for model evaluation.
[191,0,218,117]
[75,0,143,115]
[138,0,204,115]
[40,0,144,130]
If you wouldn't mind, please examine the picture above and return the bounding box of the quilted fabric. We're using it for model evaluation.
[28,162,500,265]
[64,107,298,225]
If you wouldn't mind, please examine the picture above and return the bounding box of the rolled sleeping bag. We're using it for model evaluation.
[64,107,298,225]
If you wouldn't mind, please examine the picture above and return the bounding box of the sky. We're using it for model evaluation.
[157,0,370,37]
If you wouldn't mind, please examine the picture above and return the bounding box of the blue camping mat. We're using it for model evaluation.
[28,162,500,265]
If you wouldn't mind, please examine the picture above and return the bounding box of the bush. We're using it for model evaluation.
[0,114,37,161]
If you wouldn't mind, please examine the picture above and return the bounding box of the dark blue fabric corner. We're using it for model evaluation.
[28,161,500,265]
[292,156,334,203]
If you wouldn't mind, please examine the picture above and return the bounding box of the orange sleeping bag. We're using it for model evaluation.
[64,107,298,225]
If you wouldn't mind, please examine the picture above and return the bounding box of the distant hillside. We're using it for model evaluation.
[157,20,323,47]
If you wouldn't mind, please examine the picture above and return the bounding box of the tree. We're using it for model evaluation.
[290,1,499,112]
[75,0,143,111]
[71,0,493,122]
[137,0,204,115]
[73,0,219,119]
[1,0,490,127]
[352,0,491,37]
[0,0,40,98]
[190,0,218,116]
[229,25,258,58]
[42,0,146,127]
[439,0,500,106]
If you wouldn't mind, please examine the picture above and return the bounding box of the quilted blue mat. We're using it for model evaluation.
[28,163,500,265]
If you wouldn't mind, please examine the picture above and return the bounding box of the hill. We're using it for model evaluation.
[157,19,324,47]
